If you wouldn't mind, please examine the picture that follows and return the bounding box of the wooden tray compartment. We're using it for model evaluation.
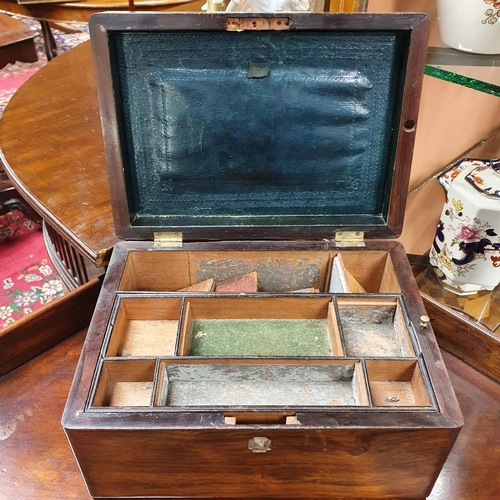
[119,250,330,292]
[117,250,401,294]
[177,296,342,357]
[105,296,182,357]
[330,251,401,294]
[365,359,431,407]
[154,359,369,408]
[336,297,416,358]
[92,359,157,407]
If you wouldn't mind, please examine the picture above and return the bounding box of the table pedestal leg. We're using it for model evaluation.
[40,20,57,60]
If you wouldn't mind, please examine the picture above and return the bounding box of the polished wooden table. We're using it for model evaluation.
[0,0,203,60]
[0,333,498,499]
[0,0,205,23]
[0,41,116,286]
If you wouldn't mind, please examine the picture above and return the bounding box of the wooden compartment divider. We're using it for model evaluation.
[336,297,416,358]
[355,361,371,407]
[91,292,433,410]
[177,296,338,357]
[365,359,431,407]
[116,250,403,294]
[154,359,370,408]
[327,301,344,357]
[379,255,402,294]
[105,296,182,357]
[177,299,193,357]
[339,251,392,293]
[92,359,157,407]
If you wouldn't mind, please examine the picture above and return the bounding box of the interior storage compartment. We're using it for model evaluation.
[92,359,156,407]
[336,297,416,357]
[177,296,342,357]
[118,250,330,292]
[365,359,431,407]
[105,297,182,357]
[117,250,402,294]
[155,360,369,407]
[330,251,401,294]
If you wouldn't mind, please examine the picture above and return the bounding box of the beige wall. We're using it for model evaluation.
[400,77,500,255]
[369,0,500,254]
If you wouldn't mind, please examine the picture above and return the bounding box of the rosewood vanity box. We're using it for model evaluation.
[62,12,463,499]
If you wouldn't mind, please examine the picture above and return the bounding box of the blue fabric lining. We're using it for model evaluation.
[109,30,406,227]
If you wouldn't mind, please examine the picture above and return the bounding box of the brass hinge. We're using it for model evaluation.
[335,231,365,248]
[226,17,290,31]
[153,232,183,248]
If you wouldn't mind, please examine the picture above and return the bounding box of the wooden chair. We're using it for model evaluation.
[0,183,42,225]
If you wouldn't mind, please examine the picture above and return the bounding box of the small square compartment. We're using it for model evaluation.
[329,251,401,294]
[155,360,369,407]
[177,296,343,357]
[336,297,415,358]
[92,360,156,407]
[106,297,182,357]
[365,359,431,407]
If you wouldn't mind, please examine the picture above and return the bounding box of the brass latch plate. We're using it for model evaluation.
[226,17,290,31]
[153,232,183,248]
[335,231,365,248]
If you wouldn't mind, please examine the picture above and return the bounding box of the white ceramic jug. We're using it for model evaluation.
[429,158,500,295]
[437,0,500,54]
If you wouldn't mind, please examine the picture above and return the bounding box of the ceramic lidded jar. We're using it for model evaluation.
[437,0,500,54]
[429,158,500,295]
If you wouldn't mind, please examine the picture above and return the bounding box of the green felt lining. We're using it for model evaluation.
[189,319,332,357]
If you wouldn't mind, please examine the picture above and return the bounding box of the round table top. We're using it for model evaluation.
[0,41,116,266]
[0,0,204,23]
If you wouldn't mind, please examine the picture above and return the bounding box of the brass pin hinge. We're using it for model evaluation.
[226,17,290,31]
[153,232,183,248]
[335,231,365,248]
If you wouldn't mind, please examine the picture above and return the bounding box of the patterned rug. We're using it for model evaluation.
[0,15,89,329]
[0,211,63,328]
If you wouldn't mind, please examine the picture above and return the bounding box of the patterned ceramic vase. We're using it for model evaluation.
[437,0,500,54]
[429,158,500,295]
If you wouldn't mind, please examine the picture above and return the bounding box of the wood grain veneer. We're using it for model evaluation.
[422,294,500,383]
[62,241,463,499]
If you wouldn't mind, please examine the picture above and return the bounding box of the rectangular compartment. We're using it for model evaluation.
[336,297,416,358]
[155,360,369,407]
[119,250,331,292]
[365,359,431,407]
[177,296,342,357]
[105,296,181,357]
[118,250,402,294]
[92,359,156,407]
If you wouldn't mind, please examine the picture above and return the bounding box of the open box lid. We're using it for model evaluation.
[89,12,429,243]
